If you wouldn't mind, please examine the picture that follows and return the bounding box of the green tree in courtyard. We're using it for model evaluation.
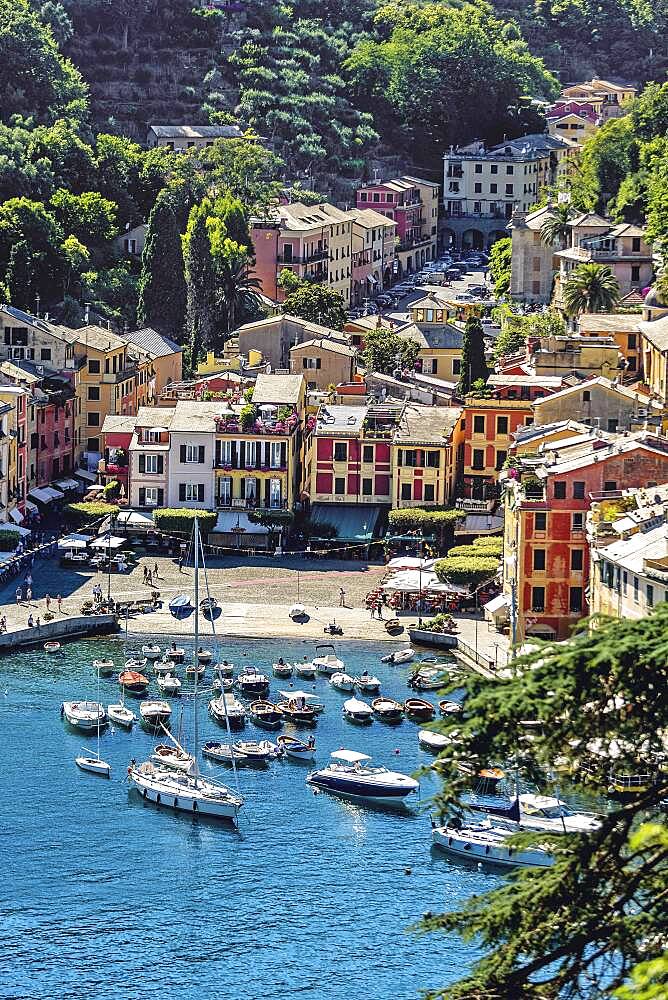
[563,262,620,316]
[361,325,419,375]
[282,281,346,330]
[137,189,187,342]
[458,315,488,394]
[423,607,668,999]
[488,237,511,297]
[211,237,261,339]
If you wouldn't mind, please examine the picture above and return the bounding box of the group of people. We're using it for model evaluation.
[142,564,160,586]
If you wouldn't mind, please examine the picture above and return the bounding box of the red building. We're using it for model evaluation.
[100,414,135,493]
[504,431,668,640]
[32,377,77,487]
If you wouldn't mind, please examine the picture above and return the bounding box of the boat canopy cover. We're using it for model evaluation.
[330,749,371,764]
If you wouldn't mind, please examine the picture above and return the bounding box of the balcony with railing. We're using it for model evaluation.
[214,496,288,511]
[276,248,328,265]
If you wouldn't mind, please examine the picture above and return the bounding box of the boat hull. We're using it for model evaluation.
[76,756,111,777]
[130,770,241,819]
[432,828,553,868]
[307,773,416,803]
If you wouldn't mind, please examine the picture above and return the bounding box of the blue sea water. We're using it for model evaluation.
[0,636,503,1000]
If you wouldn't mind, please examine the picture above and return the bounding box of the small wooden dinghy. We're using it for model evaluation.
[277,733,316,761]
[93,658,115,675]
[372,696,404,722]
[439,699,462,716]
[249,700,283,729]
[151,744,193,772]
[44,641,61,653]
[118,670,149,694]
[404,697,435,722]
[273,661,293,678]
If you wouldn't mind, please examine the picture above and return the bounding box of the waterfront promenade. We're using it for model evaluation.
[0,551,509,660]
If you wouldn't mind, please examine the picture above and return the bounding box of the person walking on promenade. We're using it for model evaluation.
[142,566,148,584]
[26,572,32,589]
[339,587,345,607]
[26,586,32,603]
[16,586,22,606]
[56,594,62,614]
[146,569,153,586]
[45,594,51,612]
[153,562,159,580]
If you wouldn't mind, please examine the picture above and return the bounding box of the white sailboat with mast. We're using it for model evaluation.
[76,665,111,777]
[128,519,244,821]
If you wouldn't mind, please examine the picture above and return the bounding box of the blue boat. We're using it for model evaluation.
[169,594,192,619]
[306,749,419,804]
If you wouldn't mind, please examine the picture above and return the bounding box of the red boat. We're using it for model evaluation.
[118,670,150,694]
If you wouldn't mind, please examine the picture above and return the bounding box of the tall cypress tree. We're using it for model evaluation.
[458,314,489,394]
[137,189,187,341]
[183,199,217,370]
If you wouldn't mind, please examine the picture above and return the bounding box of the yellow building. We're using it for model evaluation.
[398,297,464,382]
[213,374,306,514]
[391,404,463,508]
[73,326,137,467]
[0,386,24,522]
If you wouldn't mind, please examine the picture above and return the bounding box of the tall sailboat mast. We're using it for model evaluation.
[192,518,200,785]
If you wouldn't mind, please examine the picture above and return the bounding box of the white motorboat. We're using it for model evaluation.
[343,697,373,724]
[151,744,194,772]
[157,673,182,696]
[372,696,404,722]
[432,821,554,868]
[330,672,355,692]
[234,668,270,697]
[307,749,419,804]
[408,665,449,691]
[196,647,213,664]
[185,662,206,682]
[212,675,234,693]
[289,603,306,620]
[167,645,186,664]
[139,700,172,730]
[128,761,243,819]
[213,661,234,678]
[76,754,111,777]
[44,641,61,653]
[142,644,161,660]
[273,660,293,678]
[381,647,414,665]
[202,740,277,765]
[354,671,381,693]
[439,700,462,716]
[295,659,317,679]
[233,740,278,762]
[209,692,246,728]
[92,658,115,675]
[312,643,344,675]
[154,659,177,676]
[418,729,451,752]
[277,734,316,761]
[469,793,601,834]
[61,701,106,732]
[125,656,147,671]
[127,519,244,823]
[108,702,136,727]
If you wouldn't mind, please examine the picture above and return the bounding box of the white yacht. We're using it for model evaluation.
[432,821,554,868]
[343,697,374,724]
[330,672,355,692]
[354,671,381,693]
[307,749,419,804]
[312,644,344,675]
[295,658,317,679]
[139,700,172,731]
[61,701,106,732]
[157,674,182,696]
[470,794,601,834]
[209,691,246,728]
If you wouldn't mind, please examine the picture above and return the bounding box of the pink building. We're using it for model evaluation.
[100,414,135,493]
[355,175,439,277]
[33,383,76,487]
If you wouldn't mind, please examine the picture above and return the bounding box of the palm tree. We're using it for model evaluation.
[215,245,262,340]
[540,203,573,248]
[563,263,621,316]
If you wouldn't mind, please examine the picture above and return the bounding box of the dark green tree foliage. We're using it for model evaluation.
[212,191,250,250]
[488,237,512,297]
[0,0,87,125]
[458,316,488,394]
[137,189,187,341]
[345,3,556,162]
[0,197,64,305]
[361,325,419,375]
[183,199,217,366]
[282,281,347,330]
[425,607,668,999]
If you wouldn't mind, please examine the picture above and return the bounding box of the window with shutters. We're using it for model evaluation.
[334,477,345,495]
[245,477,258,501]
[181,483,204,502]
[218,477,231,506]
[424,483,435,502]
[401,482,412,500]
[245,440,256,468]
[362,478,372,496]
[334,442,347,462]
[269,478,282,509]
[145,454,160,474]
[363,444,374,464]
[144,487,159,506]
[219,440,232,466]
[185,443,203,463]
[270,441,282,468]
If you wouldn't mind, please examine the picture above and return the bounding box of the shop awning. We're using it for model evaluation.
[483,594,510,615]
[213,511,269,534]
[9,507,23,524]
[55,478,80,492]
[75,469,97,483]
[29,487,59,504]
[25,500,38,514]
[90,534,126,551]
[0,521,30,538]
[310,503,383,542]
[58,534,93,551]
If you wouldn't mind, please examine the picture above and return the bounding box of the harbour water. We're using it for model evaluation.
[0,636,502,1000]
